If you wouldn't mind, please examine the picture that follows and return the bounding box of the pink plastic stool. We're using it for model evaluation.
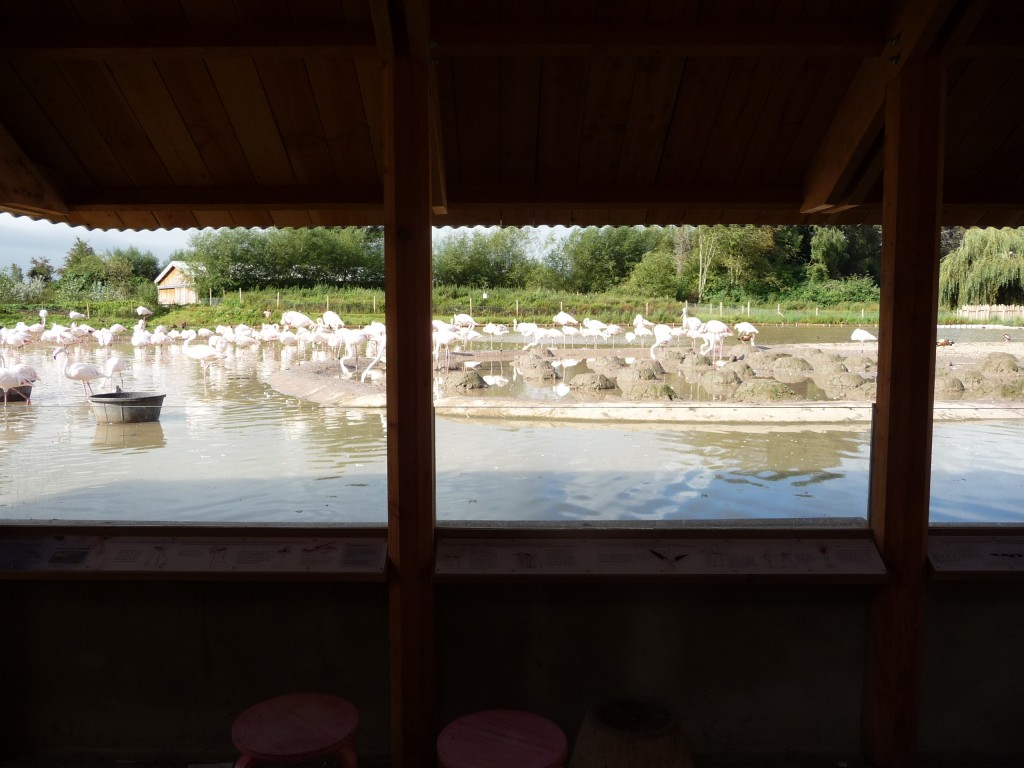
[437,709,568,768]
[231,692,359,768]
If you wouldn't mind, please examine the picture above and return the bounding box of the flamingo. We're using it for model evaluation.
[650,324,674,359]
[453,313,477,329]
[52,348,104,395]
[552,311,578,327]
[136,306,153,320]
[734,321,759,345]
[0,355,35,405]
[851,328,877,351]
[104,356,127,387]
[69,310,86,320]
[320,310,345,330]
[183,337,227,376]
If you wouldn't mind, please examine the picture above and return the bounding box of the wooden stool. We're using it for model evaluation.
[437,709,568,768]
[231,692,359,768]
[568,696,692,768]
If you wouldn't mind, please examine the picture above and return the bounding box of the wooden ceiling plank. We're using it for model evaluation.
[65,184,383,210]
[257,57,337,185]
[606,208,648,226]
[697,57,781,185]
[156,59,256,185]
[498,59,542,186]
[59,59,174,185]
[943,58,1014,169]
[535,58,589,185]
[655,58,732,182]
[0,62,90,188]
[447,182,800,208]
[353,59,386,183]
[957,61,1024,187]
[116,211,162,230]
[616,57,685,185]
[0,25,379,59]
[229,210,276,227]
[450,59,501,186]
[151,210,201,230]
[106,59,213,186]
[739,57,817,185]
[0,130,67,214]
[270,210,315,228]
[306,56,381,186]
[430,21,883,58]
[571,208,612,227]
[11,59,133,187]
[205,58,297,184]
[576,57,637,185]
[800,0,961,214]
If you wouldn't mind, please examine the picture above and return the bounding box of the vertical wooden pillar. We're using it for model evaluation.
[384,53,436,768]
[864,56,945,768]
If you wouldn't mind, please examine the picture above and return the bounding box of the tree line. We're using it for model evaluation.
[4,222,1023,311]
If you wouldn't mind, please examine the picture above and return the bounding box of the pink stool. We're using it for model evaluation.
[437,709,568,768]
[231,692,359,768]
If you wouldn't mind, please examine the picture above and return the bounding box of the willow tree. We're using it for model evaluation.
[939,227,1024,308]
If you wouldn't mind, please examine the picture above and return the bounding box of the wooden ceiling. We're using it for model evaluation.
[0,0,1021,232]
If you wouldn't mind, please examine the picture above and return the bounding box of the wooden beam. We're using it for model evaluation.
[801,0,960,214]
[0,119,68,216]
[64,185,383,210]
[447,182,803,209]
[0,25,378,59]
[864,56,945,768]
[431,22,884,58]
[384,52,437,768]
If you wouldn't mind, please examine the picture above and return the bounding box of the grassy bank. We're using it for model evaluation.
[0,286,977,330]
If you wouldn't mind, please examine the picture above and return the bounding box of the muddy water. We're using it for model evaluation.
[0,323,1021,525]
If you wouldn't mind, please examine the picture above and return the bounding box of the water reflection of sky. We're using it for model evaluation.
[0,332,1021,525]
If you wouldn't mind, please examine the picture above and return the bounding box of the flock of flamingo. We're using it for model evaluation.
[0,300,882,406]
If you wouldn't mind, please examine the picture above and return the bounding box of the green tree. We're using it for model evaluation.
[625,249,680,297]
[548,226,675,293]
[432,227,537,288]
[939,227,1024,307]
[808,227,847,282]
[27,256,55,282]
[59,238,106,286]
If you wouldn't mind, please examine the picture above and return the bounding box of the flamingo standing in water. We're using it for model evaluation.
[53,347,104,396]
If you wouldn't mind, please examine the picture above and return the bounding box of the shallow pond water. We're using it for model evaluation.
[1,322,1021,526]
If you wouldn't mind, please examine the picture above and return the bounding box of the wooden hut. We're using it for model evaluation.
[154,260,198,306]
[1,2,1023,767]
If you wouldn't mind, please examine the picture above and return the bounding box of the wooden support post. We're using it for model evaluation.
[384,53,436,768]
[864,56,945,768]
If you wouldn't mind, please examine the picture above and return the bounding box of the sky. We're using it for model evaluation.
[0,212,196,273]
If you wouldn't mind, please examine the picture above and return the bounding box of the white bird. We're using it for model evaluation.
[53,348,104,396]
[320,310,345,330]
[69,310,86,320]
[104,356,127,387]
[136,305,153,318]
[0,355,35,405]
[183,337,227,376]
[650,324,674,359]
[851,328,877,351]
[452,313,477,329]
[734,321,759,345]
[552,311,578,327]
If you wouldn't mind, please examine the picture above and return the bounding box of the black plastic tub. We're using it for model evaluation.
[5,385,32,403]
[89,391,166,423]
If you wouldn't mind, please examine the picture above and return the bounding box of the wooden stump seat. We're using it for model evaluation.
[437,709,568,768]
[568,696,692,768]
[231,692,359,768]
